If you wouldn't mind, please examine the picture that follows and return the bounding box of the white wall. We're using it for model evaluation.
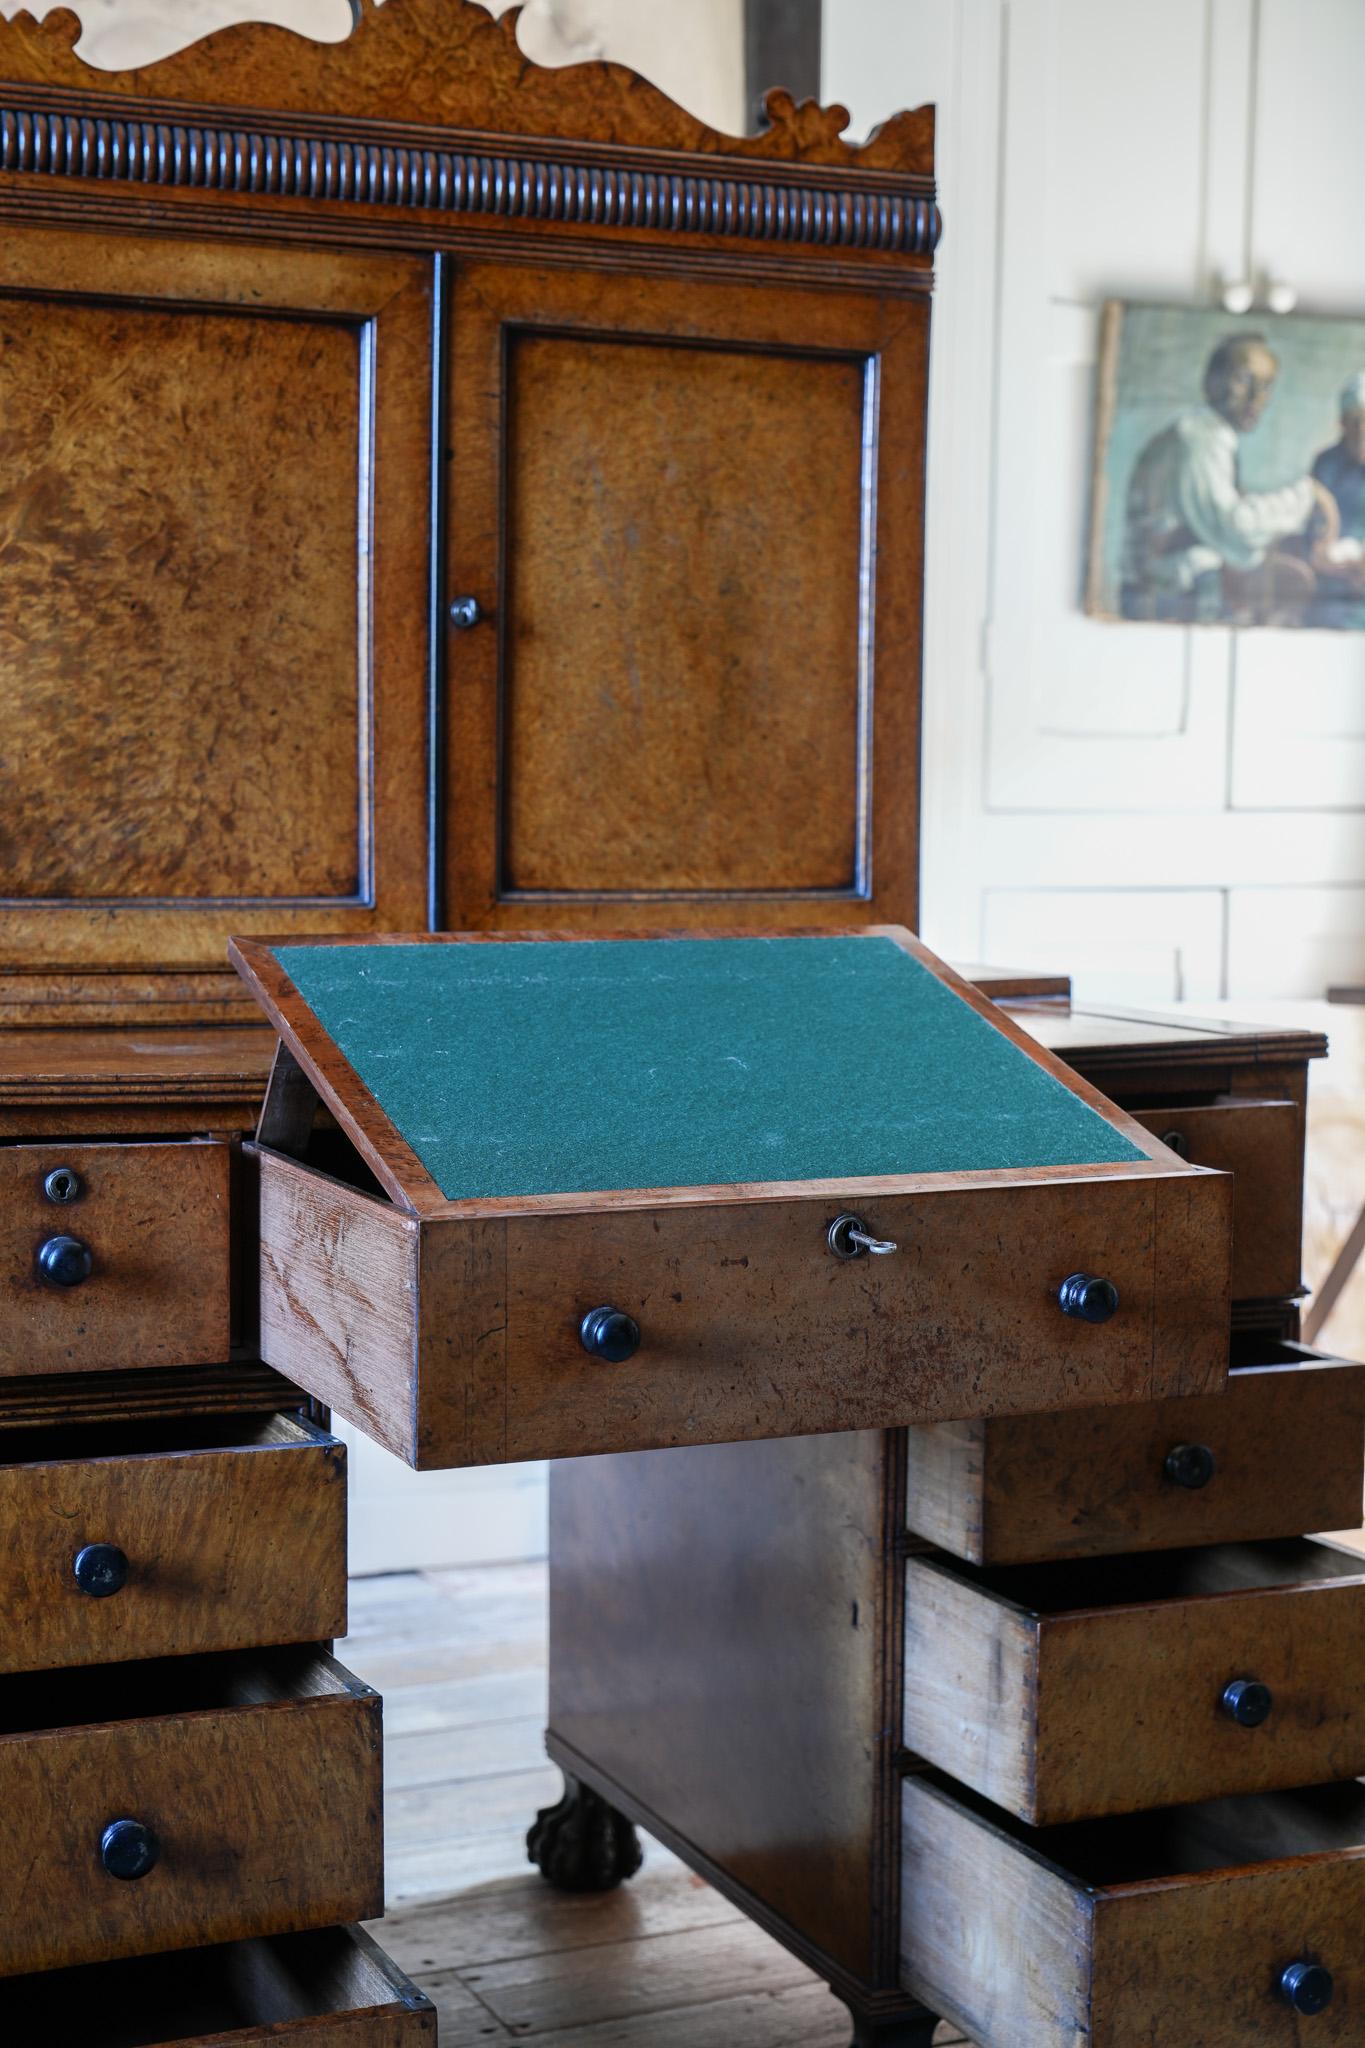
[826,0,1365,1004]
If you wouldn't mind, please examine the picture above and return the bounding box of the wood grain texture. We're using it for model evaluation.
[0,223,429,992]
[547,1432,899,1987]
[1131,1098,1304,1302]
[0,1362,301,1434]
[0,1413,346,1673]
[0,1927,436,2047]
[904,1353,1365,1565]
[0,1649,383,1976]
[907,1540,1365,1826]
[0,0,934,174]
[0,1139,230,1375]
[445,269,925,929]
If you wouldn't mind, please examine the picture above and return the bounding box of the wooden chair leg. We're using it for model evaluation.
[526,1772,644,1892]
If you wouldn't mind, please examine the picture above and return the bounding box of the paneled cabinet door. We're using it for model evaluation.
[443,263,928,931]
[0,225,431,984]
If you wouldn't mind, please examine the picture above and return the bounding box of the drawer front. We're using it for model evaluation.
[902,1772,1365,2048]
[2,1927,435,2046]
[905,1539,1365,1825]
[905,1351,1365,1564]
[1131,1098,1302,1301]
[0,1650,382,1976]
[0,1141,231,1374]
[0,1415,347,1674]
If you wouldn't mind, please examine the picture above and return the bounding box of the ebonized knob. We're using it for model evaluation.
[37,1234,93,1288]
[579,1307,641,1364]
[449,595,483,630]
[1280,1962,1334,2015]
[100,1819,160,1881]
[1222,1678,1273,1728]
[74,1543,129,1599]
[43,1165,81,1205]
[1164,1442,1216,1490]
[1057,1272,1119,1324]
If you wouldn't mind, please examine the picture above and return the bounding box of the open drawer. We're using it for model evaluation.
[0,1410,346,1673]
[1129,1096,1304,1302]
[904,1342,1365,1564]
[903,1771,1365,2046]
[0,1139,231,1374]
[231,928,1233,1468]
[0,1647,382,1976]
[905,1536,1365,1824]
[1,1925,435,2045]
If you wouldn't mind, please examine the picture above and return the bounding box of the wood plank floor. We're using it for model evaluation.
[343,1565,968,2046]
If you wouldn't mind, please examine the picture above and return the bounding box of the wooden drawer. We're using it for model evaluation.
[0,1411,346,1674]
[904,1344,1365,1563]
[905,1537,1365,1825]
[256,1146,1232,1469]
[2,1925,435,2045]
[903,1771,1365,2046]
[0,1647,382,1976]
[0,1140,231,1373]
[1131,1096,1303,1301]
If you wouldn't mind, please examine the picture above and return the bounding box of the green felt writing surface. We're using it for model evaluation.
[272,936,1144,1200]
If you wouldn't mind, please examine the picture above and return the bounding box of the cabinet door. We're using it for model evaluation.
[0,226,430,991]
[444,263,927,929]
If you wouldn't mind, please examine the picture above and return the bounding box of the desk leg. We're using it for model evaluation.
[527,1772,644,1892]
[843,1996,942,2047]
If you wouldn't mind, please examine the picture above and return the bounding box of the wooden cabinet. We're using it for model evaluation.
[0,1412,346,1672]
[1129,1097,1304,1301]
[0,1648,383,1976]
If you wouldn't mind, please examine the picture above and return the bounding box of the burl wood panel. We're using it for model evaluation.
[548,1432,897,1984]
[0,1415,347,1674]
[445,268,927,931]
[0,1651,382,1977]
[0,288,360,901]
[1,1927,436,2048]
[1130,1098,1303,1302]
[903,1355,1365,1565]
[905,1540,1365,1824]
[502,332,867,895]
[0,1140,230,1375]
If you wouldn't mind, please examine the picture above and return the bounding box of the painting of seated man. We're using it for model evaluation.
[1086,301,1365,631]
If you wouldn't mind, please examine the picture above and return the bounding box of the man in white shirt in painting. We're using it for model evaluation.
[1121,332,1337,623]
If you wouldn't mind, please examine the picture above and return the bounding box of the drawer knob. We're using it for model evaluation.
[1164,1442,1216,1490]
[43,1165,82,1204]
[73,1543,129,1599]
[580,1306,641,1364]
[1057,1272,1119,1323]
[449,595,484,630]
[37,1234,93,1288]
[1222,1678,1273,1728]
[1280,1961,1334,2015]
[100,1818,160,1882]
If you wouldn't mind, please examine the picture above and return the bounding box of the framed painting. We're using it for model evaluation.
[1087,300,1365,629]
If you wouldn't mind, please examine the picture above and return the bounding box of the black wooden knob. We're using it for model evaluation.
[1057,1273,1119,1324]
[100,1819,160,1881]
[37,1234,93,1288]
[74,1543,129,1599]
[449,595,483,630]
[1164,1442,1216,1490]
[1280,1962,1334,2015]
[1222,1678,1273,1728]
[579,1307,641,1364]
[43,1165,81,1205]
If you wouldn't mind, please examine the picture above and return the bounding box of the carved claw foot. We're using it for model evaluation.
[842,1996,942,2047]
[527,1773,644,1893]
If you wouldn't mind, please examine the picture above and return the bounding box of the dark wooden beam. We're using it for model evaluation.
[744,0,822,131]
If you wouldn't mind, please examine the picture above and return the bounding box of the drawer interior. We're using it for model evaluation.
[0,1926,429,2045]
[946,1772,1365,1890]
[0,1645,366,1736]
[0,1409,324,1470]
[937,1536,1363,1618]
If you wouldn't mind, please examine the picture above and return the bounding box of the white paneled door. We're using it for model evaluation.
[826,0,1365,1002]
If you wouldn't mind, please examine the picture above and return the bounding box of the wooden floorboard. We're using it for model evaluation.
[345,1563,970,2045]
